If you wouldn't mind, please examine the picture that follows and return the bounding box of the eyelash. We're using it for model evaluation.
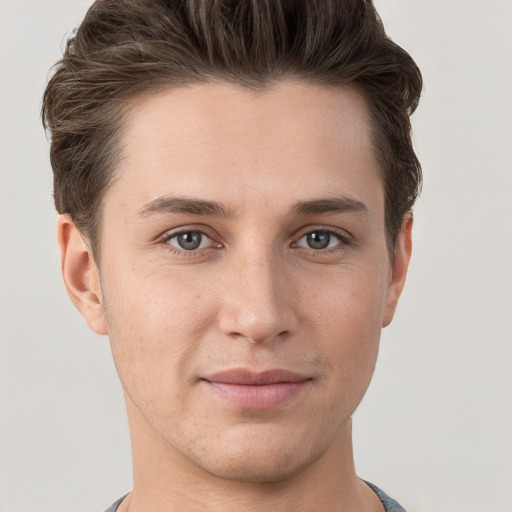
[159,227,351,257]
[292,228,351,254]
[160,228,221,257]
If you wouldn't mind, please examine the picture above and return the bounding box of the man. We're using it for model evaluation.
[42,0,422,510]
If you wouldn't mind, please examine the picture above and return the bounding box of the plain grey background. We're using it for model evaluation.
[1,1,511,511]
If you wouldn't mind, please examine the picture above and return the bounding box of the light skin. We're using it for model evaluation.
[58,81,412,512]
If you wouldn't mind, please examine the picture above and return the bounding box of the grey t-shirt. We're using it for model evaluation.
[104,482,406,511]
[365,481,407,511]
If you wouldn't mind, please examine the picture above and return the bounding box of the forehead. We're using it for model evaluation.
[111,80,382,216]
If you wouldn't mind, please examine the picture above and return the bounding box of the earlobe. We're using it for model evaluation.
[382,213,413,328]
[57,215,107,335]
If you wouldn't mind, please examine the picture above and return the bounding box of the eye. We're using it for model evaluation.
[166,230,215,251]
[295,230,344,250]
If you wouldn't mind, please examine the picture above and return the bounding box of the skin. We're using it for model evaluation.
[58,80,412,512]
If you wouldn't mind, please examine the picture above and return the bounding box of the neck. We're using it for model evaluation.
[120,402,382,512]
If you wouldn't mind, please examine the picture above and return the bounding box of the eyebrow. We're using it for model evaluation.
[137,194,368,219]
[137,195,238,218]
[290,197,368,217]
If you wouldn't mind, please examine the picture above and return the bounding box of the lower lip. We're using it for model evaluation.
[203,381,310,409]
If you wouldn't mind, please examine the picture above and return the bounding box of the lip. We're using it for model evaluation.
[201,369,311,409]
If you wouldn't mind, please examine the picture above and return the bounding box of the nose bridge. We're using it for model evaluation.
[219,245,295,344]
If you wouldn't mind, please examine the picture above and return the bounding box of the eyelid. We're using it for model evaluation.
[291,225,352,244]
[156,224,352,255]
[167,232,213,250]
[158,224,219,242]
[296,231,341,247]
[158,225,223,252]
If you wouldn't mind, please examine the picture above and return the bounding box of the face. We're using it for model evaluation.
[64,81,411,483]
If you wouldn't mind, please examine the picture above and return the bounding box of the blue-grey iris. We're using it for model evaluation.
[177,231,202,250]
[307,231,331,249]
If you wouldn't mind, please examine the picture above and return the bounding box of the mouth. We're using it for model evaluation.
[201,368,311,409]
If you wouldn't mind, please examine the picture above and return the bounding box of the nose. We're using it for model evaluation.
[218,250,298,345]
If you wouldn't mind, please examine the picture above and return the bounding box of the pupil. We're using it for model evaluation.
[178,231,201,250]
[307,231,330,249]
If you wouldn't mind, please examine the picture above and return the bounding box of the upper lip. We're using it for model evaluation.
[204,368,309,385]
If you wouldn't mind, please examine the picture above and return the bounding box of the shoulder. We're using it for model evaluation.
[104,495,127,512]
[364,481,407,512]
[103,486,405,512]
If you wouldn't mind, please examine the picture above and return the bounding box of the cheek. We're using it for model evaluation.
[101,268,216,414]
[304,267,387,395]
[306,261,388,337]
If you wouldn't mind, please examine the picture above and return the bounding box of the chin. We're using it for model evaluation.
[201,451,314,484]
[180,427,327,484]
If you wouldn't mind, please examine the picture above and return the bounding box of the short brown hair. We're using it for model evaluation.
[42,0,422,257]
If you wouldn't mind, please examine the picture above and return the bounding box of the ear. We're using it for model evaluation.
[382,213,413,328]
[57,215,107,335]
